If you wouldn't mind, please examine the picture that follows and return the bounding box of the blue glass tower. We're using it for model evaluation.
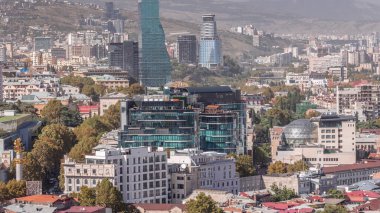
[138,0,172,87]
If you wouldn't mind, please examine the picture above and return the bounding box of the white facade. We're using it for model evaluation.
[167,149,240,204]
[63,146,169,204]
[309,55,343,73]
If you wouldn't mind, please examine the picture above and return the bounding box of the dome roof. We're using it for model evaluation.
[283,119,317,146]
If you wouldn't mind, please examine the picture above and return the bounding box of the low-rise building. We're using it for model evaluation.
[99,93,127,116]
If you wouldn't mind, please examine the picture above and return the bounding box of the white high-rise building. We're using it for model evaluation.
[0,45,6,63]
[63,146,169,204]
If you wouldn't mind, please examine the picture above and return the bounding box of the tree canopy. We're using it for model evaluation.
[185,192,224,213]
[270,184,298,202]
[317,204,348,213]
[95,179,124,212]
[40,100,82,127]
[229,154,255,177]
[268,160,309,175]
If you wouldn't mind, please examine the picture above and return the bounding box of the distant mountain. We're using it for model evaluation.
[71,0,380,33]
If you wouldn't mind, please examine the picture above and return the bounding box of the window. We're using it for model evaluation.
[68,179,72,184]
[76,179,80,184]
[92,169,96,174]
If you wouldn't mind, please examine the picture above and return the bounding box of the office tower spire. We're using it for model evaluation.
[138,0,172,87]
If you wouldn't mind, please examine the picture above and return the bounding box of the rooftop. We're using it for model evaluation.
[134,204,185,211]
[322,161,380,174]
[56,206,106,213]
[4,204,57,213]
[15,195,61,204]
[186,86,233,94]
[0,114,30,123]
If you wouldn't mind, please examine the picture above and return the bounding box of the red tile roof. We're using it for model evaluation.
[16,195,61,204]
[346,191,380,203]
[134,204,185,211]
[78,105,99,113]
[322,161,380,174]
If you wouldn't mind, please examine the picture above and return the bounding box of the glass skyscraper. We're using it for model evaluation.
[199,14,222,70]
[138,0,172,87]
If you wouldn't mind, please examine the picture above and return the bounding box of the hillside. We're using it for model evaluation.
[72,0,380,34]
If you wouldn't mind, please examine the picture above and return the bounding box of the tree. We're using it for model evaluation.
[101,102,120,130]
[60,106,83,127]
[41,100,63,124]
[270,184,298,202]
[95,179,124,212]
[127,83,145,97]
[327,189,345,199]
[317,204,348,213]
[287,160,309,173]
[185,192,224,213]
[0,182,9,203]
[253,145,270,167]
[38,124,77,153]
[78,186,96,206]
[6,180,26,198]
[232,155,255,177]
[268,161,287,175]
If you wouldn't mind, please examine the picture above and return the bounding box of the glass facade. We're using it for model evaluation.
[199,39,222,69]
[199,113,237,153]
[119,100,196,150]
[138,0,172,87]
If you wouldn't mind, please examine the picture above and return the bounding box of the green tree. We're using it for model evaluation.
[327,189,345,199]
[6,180,26,198]
[60,106,83,127]
[268,161,287,175]
[253,145,270,167]
[78,186,96,206]
[270,184,298,202]
[317,204,348,213]
[38,124,77,153]
[185,192,224,213]
[232,155,255,177]
[41,100,63,124]
[101,102,120,130]
[95,179,124,212]
[0,182,9,203]
[287,160,309,173]
[126,83,145,97]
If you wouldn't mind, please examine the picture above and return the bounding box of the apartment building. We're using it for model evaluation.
[167,149,240,203]
[63,146,169,204]
[337,84,380,119]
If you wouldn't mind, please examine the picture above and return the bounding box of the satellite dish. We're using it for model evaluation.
[180,164,187,171]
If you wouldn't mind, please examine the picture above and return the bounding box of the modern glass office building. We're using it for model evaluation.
[119,100,196,150]
[199,14,222,69]
[138,0,172,87]
[199,112,238,153]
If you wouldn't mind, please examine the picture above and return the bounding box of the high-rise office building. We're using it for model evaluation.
[34,37,53,51]
[177,35,197,64]
[138,0,172,87]
[105,2,115,19]
[0,65,3,102]
[199,14,222,70]
[109,41,139,81]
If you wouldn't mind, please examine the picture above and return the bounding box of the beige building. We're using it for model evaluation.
[271,113,357,167]
[99,93,128,116]
[92,75,129,90]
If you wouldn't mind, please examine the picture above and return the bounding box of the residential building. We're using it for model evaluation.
[337,84,380,119]
[108,41,139,81]
[168,149,240,204]
[0,44,6,63]
[309,55,343,73]
[51,47,67,59]
[78,67,129,79]
[100,93,128,116]
[63,146,169,204]
[92,75,130,90]
[177,35,197,64]
[139,0,172,87]
[199,14,222,69]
